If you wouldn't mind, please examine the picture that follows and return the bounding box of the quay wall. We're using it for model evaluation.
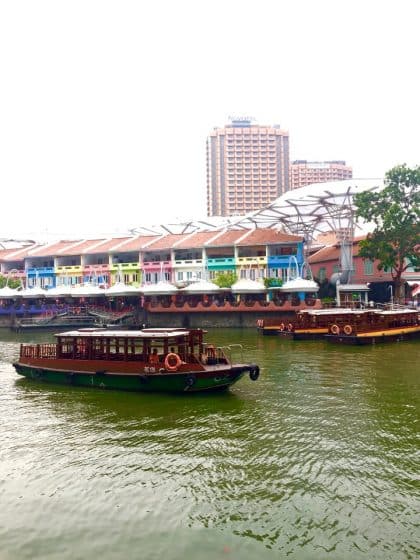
[145,310,295,329]
[0,311,296,330]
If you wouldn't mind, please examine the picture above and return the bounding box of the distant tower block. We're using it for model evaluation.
[290,160,353,190]
[206,118,290,217]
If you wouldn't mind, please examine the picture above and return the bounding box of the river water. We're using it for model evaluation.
[0,328,418,560]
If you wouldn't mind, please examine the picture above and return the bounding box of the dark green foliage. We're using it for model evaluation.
[0,275,21,289]
[354,164,420,299]
[213,271,238,288]
[263,277,283,288]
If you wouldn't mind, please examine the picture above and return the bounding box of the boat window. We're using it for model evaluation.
[60,337,74,356]
[127,338,143,356]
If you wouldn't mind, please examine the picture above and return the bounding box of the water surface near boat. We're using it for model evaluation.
[0,328,418,559]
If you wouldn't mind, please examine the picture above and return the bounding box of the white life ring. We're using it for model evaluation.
[164,353,182,372]
[331,324,340,335]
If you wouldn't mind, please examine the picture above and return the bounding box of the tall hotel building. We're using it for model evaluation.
[290,160,353,190]
[206,118,290,217]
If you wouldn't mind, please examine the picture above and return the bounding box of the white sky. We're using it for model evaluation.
[1,0,419,240]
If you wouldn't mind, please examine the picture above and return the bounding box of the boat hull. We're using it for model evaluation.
[13,362,251,393]
[278,328,329,340]
[325,326,420,345]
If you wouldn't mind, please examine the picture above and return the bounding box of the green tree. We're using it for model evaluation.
[0,274,21,289]
[354,164,420,300]
[213,271,237,288]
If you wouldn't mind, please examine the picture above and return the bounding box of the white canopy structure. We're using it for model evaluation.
[105,283,141,297]
[69,284,106,298]
[231,279,266,293]
[231,179,384,285]
[181,280,221,294]
[19,286,47,299]
[140,282,178,296]
[0,286,22,298]
[44,285,73,298]
[279,278,319,293]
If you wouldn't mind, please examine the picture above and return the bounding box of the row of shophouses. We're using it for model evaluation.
[0,229,304,289]
[0,227,418,297]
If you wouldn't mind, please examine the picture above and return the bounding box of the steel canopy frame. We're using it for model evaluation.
[229,179,384,283]
[129,179,383,283]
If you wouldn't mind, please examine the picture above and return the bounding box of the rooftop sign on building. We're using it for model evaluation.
[228,115,255,127]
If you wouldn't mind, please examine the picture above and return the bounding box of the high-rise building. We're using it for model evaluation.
[206,118,290,217]
[290,160,352,190]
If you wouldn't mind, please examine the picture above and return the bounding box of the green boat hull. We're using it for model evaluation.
[13,363,249,393]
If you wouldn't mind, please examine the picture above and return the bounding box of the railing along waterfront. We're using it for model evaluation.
[145,299,321,313]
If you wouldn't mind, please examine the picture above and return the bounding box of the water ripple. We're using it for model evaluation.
[0,331,419,559]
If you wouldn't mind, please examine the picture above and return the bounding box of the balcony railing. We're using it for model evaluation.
[109,263,140,272]
[267,255,298,266]
[2,269,26,277]
[55,265,83,273]
[173,259,203,267]
[236,256,267,265]
[83,264,110,273]
[142,260,171,271]
[144,299,322,313]
[27,267,55,276]
[206,257,235,268]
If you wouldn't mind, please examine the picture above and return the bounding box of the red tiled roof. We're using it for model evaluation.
[309,245,340,263]
[30,240,87,257]
[235,228,302,245]
[204,230,247,246]
[111,235,158,252]
[60,239,106,255]
[0,247,31,261]
[144,233,191,251]
[173,231,220,249]
[1,244,44,261]
[309,240,363,264]
[90,237,133,253]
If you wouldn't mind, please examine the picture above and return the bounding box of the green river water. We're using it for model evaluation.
[0,328,419,560]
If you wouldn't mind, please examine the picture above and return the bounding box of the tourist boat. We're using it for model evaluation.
[325,308,420,345]
[257,308,357,339]
[277,308,364,340]
[13,327,260,393]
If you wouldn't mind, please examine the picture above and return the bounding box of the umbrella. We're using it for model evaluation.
[141,282,178,296]
[105,283,141,297]
[231,279,266,293]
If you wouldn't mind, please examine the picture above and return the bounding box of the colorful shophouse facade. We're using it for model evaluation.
[0,228,305,291]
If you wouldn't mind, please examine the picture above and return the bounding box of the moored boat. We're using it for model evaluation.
[257,309,356,339]
[325,308,420,345]
[278,308,361,340]
[13,327,260,393]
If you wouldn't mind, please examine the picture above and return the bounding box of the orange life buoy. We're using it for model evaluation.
[164,353,182,372]
[279,322,285,331]
[343,324,353,335]
[331,324,340,335]
[287,323,294,332]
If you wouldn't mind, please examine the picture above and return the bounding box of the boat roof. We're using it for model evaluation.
[374,309,418,315]
[55,328,196,339]
[298,308,366,315]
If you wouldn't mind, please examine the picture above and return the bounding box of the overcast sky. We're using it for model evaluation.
[1,0,418,240]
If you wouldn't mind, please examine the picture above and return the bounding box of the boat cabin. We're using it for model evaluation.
[53,328,207,363]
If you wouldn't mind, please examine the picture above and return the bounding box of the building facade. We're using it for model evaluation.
[309,237,419,302]
[206,118,290,217]
[290,160,353,190]
[0,228,304,290]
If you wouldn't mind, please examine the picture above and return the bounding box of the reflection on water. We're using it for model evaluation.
[1,328,419,559]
